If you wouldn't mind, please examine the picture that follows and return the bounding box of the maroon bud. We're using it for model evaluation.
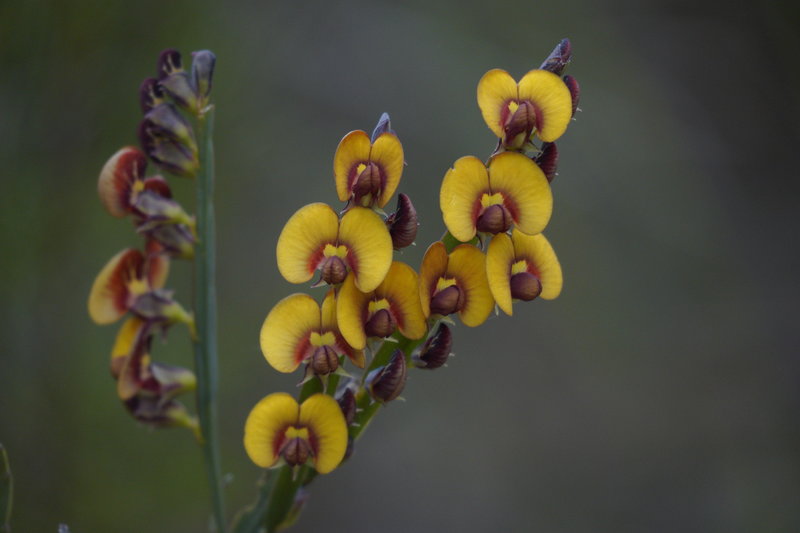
[535,142,559,183]
[139,223,195,260]
[139,77,165,114]
[386,193,418,249]
[157,48,183,79]
[370,112,395,142]
[476,204,512,234]
[510,272,542,301]
[138,121,198,178]
[337,388,357,425]
[310,345,339,375]
[352,162,383,205]
[364,308,397,339]
[413,323,453,370]
[540,38,572,76]
[563,75,580,117]
[320,256,348,285]
[503,100,536,144]
[191,50,216,100]
[281,437,312,467]
[159,72,199,114]
[143,103,197,153]
[429,285,464,316]
[366,350,407,403]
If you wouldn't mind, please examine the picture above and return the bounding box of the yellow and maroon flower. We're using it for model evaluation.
[333,129,404,208]
[260,289,364,375]
[486,229,563,315]
[440,152,552,241]
[477,68,573,148]
[276,203,392,292]
[244,392,348,474]
[337,261,427,350]
[418,242,494,327]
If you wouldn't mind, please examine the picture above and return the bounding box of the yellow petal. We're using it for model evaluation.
[117,348,149,401]
[110,317,146,378]
[146,252,170,290]
[260,293,320,373]
[488,152,552,236]
[419,241,448,318]
[517,69,572,142]
[336,272,370,350]
[338,207,392,292]
[447,244,494,327]
[298,394,348,474]
[477,69,519,139]
[440,156,489,242]
[378,262,427,340]
[486,233,515,315]
[244,393,300,468]
[333,130,372,203]
[276,203,340,284]
[511,230,563,300]
[88,249,143,325]
[322,287,366,366]
[370,133,404,208]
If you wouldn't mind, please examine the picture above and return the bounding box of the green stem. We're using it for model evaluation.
[193,106,226,532]
[1,444,12,533]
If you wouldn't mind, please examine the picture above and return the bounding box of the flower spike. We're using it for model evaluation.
[333,126,404,208]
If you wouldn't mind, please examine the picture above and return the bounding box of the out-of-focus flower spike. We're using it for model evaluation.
[370,112,395,143]
[413,323,452,370]
[98,147,147,217]
[191,50,216,101]
[157,48,183,79]
[535,142,559,183]
[539,38,572,76]
[386,193,418,250]
[366,349,407,403]
[563,75,580,117]
[139,78,165,114]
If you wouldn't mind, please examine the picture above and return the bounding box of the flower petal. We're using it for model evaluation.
[88,249,144,325]
[276,203,340,285]
[486,233,515,315]
[488,152,552,236]
[477,69,518,139]
[511,230,563,300]
[418,241,448,318]
[110,317,147,379]
[244,393,300,468]
[98,147,147,217]
[447,244,494,327]
[260,293,320,373]
[370,133,404,208]
[517,69,572,142]
[298,393,348,474]
[333,130,372,203]
[338,207,392,292]
[440,156,489,242]
[378,262,427,340]
[322,287,366,366]
[336,273,370,350]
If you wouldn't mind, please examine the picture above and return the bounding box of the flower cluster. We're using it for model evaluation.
[88,48,216,432]
[245,39,579,487]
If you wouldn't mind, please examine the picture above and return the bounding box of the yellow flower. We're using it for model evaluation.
[337,261,427,350]
[334,130,404,208]
[486,230,563,315]
[276,203,392,292]
[244,392,348,474]
[418,242,494,327]
[477,68,572,148]
[440,152,552,242]
[260,289,364,375]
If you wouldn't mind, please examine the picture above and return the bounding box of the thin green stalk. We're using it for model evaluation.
[1,444,12,533]
[193,106,226,532]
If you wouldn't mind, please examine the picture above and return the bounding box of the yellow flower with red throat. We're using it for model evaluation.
[337,261,427,350]
[244,392,348,474]
[334,129,404,208]
[486,229,563,315]
[440,152,552,242]
[260,289,364,375]
[477,68,573,148]
[276,203,392,292]
[419,242,494,327]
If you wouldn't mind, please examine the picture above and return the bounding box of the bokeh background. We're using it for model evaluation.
[1,1,799,532]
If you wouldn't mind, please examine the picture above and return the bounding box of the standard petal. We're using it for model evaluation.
[486,233,515,316]
[98,147,147,217]
[276,203,340,284]
[418,241,448,318]
[378,262,427,340]
[333,130,372,203]
[298,394,348,474]
[477,69,519,139]
[244,393,300,468]
[447,244,494,327]
[88,249,144,325]
[260,293,320,373]
[370,133,404,207]
[511,230,563,300]
[338,207,392,292]
[110,317,147,378]
[488,152,553,236]
[517,69,573,142]
[336,273,370,350]
[440,156,489,242]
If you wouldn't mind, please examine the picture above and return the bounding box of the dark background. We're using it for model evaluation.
[1,1,798,532]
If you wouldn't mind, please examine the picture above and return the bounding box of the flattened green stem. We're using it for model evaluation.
[1,444,12,533]
[193,106,226,532]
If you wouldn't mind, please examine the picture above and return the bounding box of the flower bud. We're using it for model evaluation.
[364,308,396,339]
[157,48,183,79]
[129,289,193,325]
[429,285,465,316]
[475,204,511,234]
[149,361,197,401]
[159,71,199,114]
[370,112,395,142]
[124,395,197,430]
[310,345,339,375]
[337,388,357,425]
[534,142,559,183]
[191,50,216,100]
[563,75,580,117]
[509,272,542,301]
[98,147,147,217]
[138,121,199,178]
[366,349,407,403]
[140,223,196,259]
[413,323,452,370]
[139,77,165,114]
[320,256,347,285]
[386,193,418,249]
[142,103,197,155]
[133,191,191,224]
[540,38,572,76]
[281,436,313,467]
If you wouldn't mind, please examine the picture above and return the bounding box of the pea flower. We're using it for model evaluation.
[276,203,392,292]
[333,127,404,208]
[244,393,348,474]
[418,242,494,327]
[486,229,563,315]
[440,152,552,241]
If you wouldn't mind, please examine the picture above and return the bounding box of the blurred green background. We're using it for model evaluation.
[1,1,799,532]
